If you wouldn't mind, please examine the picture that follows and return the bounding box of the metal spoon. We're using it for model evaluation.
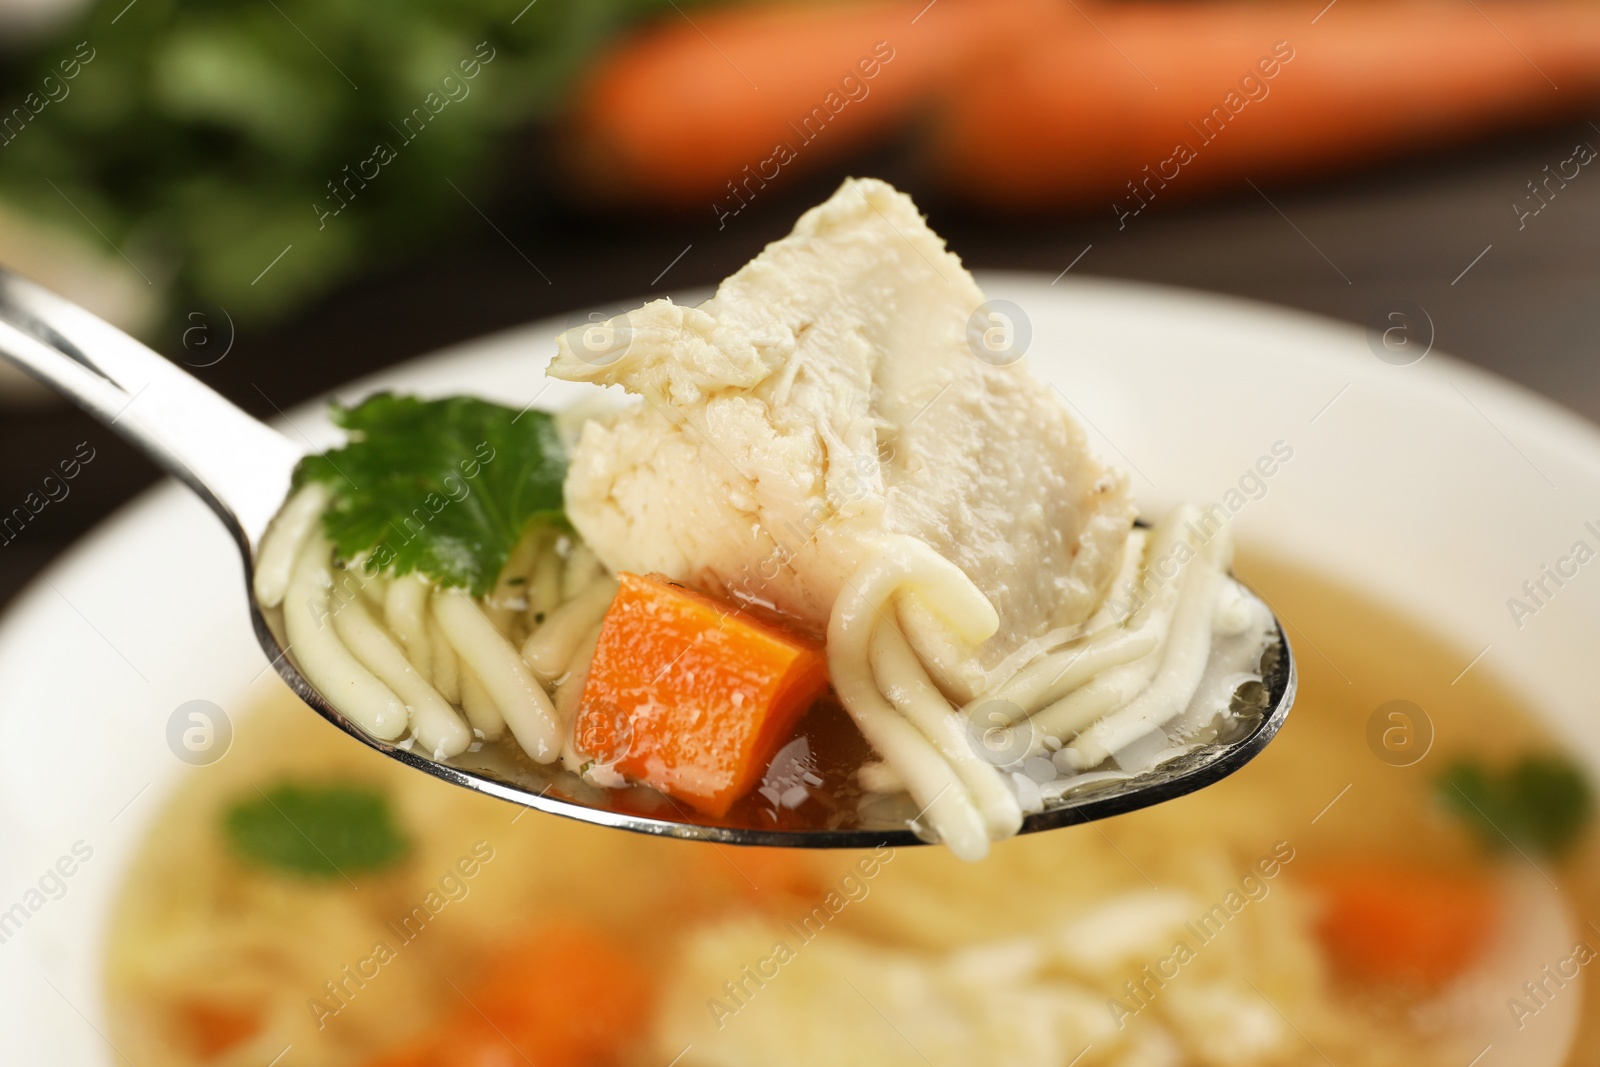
[0,267,1295,849]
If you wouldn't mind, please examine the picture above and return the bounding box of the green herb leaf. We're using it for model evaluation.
[1438,754,1593,859]
[0,0,689,326]
[224,781,410,879]
[294,393,566,595]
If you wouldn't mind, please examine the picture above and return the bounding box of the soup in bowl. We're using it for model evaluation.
[104,556,1599,1067]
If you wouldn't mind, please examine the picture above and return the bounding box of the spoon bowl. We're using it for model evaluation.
[0,267,1295,848]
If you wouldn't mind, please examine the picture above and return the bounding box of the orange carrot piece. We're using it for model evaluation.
[563,0,1048,203]
[366,921,653,1067]
[931,1,1600,208]
[573,572,830,817]
[172,999,262,1060]
[564,0,1600,210]
[1301,860,1497,988]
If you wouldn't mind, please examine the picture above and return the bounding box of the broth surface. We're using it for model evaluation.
[105,553,1600,1066]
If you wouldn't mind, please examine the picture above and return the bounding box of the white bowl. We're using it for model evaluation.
[2,273,1596,1063]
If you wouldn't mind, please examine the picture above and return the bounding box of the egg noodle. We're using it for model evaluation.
[832,506,1271,859]
[255,485,610,770]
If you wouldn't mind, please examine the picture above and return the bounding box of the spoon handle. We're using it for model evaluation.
[0,268,303,551]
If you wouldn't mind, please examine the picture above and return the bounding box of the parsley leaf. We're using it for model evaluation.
[224,781,410,879]
[294,394,566,595]
[1438,753,1593,859]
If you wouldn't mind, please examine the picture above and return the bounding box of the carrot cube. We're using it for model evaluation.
[573,572,829,817]
[1302,861,1496,988]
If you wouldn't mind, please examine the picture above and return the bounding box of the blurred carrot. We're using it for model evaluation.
[366,921,653,1067]
[933,0,1600,209]
[172,998,262,1060]
[564,0,1051,205]
[1300,860,1497,988]
[566,0,1600,211]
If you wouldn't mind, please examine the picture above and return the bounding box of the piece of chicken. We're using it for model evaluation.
[547,178,1133,701]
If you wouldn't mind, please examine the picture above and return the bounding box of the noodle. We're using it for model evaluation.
[1027,653,1162,749]
[458,661,504,741]
[529,535,566,620]
[521,576,619,681]
[383,574,433,683]
[962,528,1150,702]
[838,502,1268,852]
[562,542,603,601]
[870,624,1022,839]
[258,487,618,766]
[1020,511,1211,746]
[1163,587,1272,747]
[484,530,542,640]
[556,622,604,772]
[1078,526,1148,633]
[433,588,563,763]
[330,596,471,760]
[968,514,1192,723]
[353,560,388,609]
[828,536,1000,860]
[1064,525,1227,769]
[970,628,1160,728]
[282,532,409,740]
[426,614,461,705]
[252,482,328,609]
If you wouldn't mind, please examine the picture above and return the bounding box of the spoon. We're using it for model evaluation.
[0,267,1295,848]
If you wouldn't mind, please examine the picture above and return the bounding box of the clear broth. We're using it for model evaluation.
[104,553,1600,1066]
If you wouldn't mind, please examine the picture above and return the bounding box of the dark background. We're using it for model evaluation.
[2,116,1596,609]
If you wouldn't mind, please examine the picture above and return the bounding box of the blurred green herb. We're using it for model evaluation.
[1438,753,1593,860]
[294,393,566,595]
[0,0,687,328]
[224,781,409,878]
